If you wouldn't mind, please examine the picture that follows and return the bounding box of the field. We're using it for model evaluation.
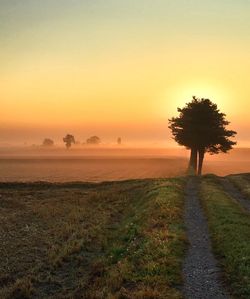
[1,174,250,298]
[0,179,186,299]
[2,147,250,182]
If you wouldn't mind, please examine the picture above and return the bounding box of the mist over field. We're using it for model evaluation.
[1,146,250,182]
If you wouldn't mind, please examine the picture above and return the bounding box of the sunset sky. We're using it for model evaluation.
[1,0,250,146]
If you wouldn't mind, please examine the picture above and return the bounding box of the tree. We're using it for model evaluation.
[169,97,237,175]
[42,138,54,147]
[86,136,101,145]
[117,137,122,145]
[63,134,75,149]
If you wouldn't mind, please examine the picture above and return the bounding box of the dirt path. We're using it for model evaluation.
[182,177,229,299]
[220,177,250,212]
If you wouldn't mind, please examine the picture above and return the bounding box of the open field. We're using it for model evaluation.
[0,158,188,182]
[0,179,186,299]
[2,148,250,182]
[2,174,250,298]
[2,157,250,182]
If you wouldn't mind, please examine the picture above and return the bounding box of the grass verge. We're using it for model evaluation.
[81,179,186,299]
[200,175,250,298]
[227,174,250,198]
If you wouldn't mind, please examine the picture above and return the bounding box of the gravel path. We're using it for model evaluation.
[220,177,250,212]
[183,177,229,299]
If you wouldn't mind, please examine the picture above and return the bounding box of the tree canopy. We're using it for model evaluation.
[63,134,75,149]
[86,136,101,145]
[42,138,54,147]
[169,97,237,175]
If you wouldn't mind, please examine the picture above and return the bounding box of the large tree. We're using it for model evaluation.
[169,97,237,175]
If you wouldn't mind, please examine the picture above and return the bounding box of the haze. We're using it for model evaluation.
[1,0,250,145]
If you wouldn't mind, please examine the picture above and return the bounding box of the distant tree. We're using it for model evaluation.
[86,136,101,145]
[63,134,75,149]
[169,97,237,175]
[117,137,122,145]
[42,138,54,147]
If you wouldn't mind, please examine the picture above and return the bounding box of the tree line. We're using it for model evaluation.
[42,136,122,148]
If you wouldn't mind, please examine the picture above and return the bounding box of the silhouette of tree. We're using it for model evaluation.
[86,136,101,145]
[117,137,122,145]
[169,97,237,175]
[63,134,75,149]
[42,138,54,147]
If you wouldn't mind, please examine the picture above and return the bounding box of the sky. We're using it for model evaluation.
[1,0,250,146]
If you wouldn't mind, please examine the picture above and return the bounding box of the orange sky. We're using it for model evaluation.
[1,1,250,146]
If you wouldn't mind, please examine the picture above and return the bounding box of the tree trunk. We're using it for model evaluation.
[198,148,205,175]
[188,147,198,174]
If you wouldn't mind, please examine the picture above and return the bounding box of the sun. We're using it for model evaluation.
[168,81,229,116]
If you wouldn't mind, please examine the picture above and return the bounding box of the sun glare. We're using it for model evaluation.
[168,82,229,116]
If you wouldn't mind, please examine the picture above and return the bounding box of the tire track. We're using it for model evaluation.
[220,177,250,212]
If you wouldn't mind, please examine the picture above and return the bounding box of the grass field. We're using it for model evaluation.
[2,174,250,298]
[0,179,186,299]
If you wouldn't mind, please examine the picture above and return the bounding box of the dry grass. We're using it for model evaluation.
[0,179,186,298]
